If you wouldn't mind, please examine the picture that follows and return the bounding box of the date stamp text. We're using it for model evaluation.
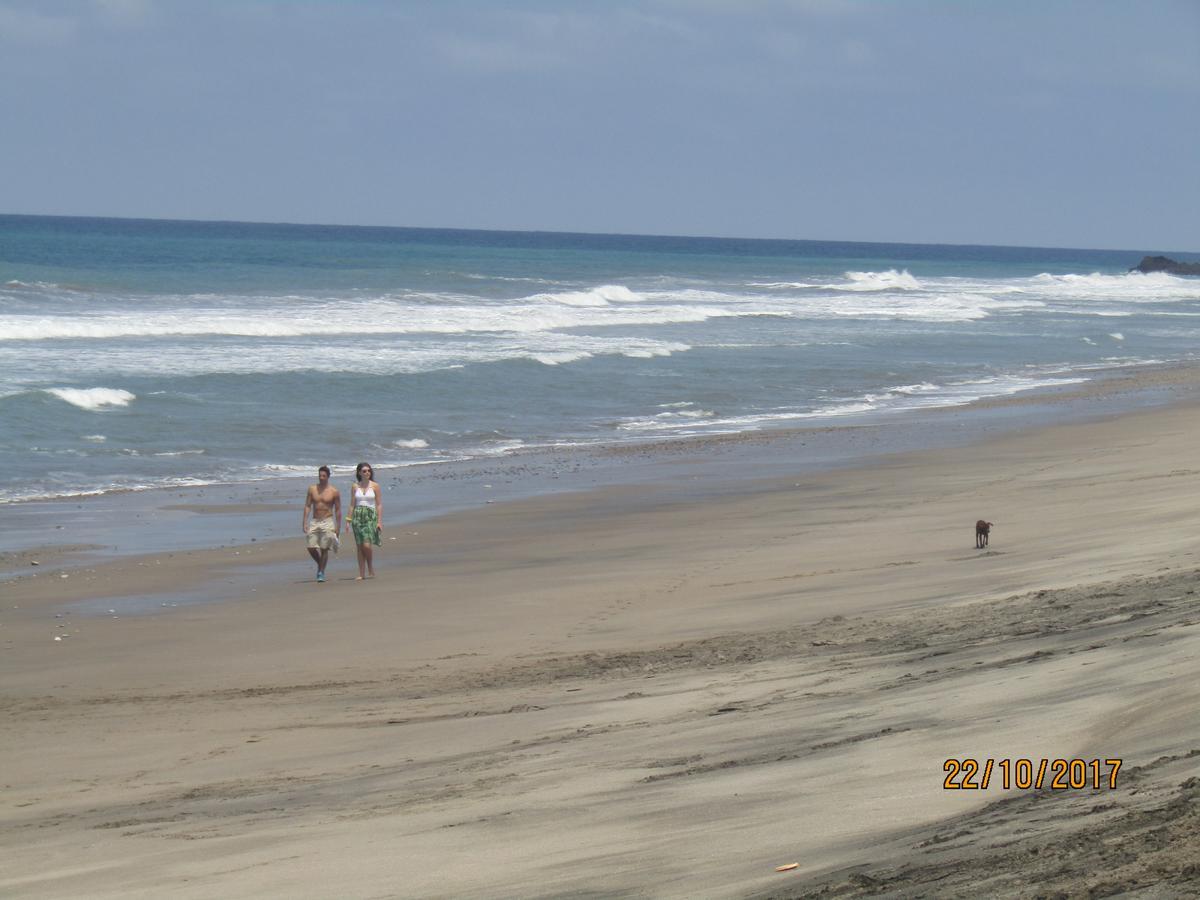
[943,758,1122,790]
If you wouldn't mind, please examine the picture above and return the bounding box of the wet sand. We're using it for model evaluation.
[2,400,1200,897]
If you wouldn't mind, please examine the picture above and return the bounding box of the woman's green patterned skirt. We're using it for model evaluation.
[350,506,381,546]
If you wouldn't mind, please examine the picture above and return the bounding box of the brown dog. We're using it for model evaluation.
[975,520,993,548]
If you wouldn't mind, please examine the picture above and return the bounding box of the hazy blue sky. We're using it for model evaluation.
[1,0,1197,250]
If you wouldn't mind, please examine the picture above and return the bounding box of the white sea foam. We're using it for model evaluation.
[809,293,1044,323]
[540,284,643,306]
[945,374,1089,395]
[1028,271,1200,302]
[82,434,107,442]
[259,464,317,476]
[469,439,526,457]
[46,387,135,410]
[0,487,95,504]
[679,283,1046,323]
[611,372,1092,436]
[1042,358,1165,374]
[9,274,1072,345]
[530,351,593,365]
[935,279,1025,296]
[683,403,878,430]
[459,273,561,285]
[1109,332,1125,341]
[522,338,685,367]
[749,281,819,289]
[834,270,923,292]
[2,279,66,291]
[4,335,691,378]
[887,382,940,395]
[618,408,718,431]
[392,438,430,450]
[623,344,684,358]
[0,290,755,341]
[0,480,211,505]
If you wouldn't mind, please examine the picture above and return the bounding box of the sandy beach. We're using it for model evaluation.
[3,399,1200,898]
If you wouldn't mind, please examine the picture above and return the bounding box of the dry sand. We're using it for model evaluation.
[2,401,1199,898]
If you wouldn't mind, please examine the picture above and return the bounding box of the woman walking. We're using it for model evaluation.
[349,461,382,580]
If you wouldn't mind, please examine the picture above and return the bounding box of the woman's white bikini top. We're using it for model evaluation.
[354,484,376,509]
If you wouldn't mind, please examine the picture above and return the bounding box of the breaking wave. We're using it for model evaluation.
[1028,271,1200,301]
[833,270,923,292]
[45,387,136,410]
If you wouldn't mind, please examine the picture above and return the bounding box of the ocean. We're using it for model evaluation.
[3,213,1199,505]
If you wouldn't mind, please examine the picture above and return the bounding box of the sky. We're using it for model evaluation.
[1,0,1197,250]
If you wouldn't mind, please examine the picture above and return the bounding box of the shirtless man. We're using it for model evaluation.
[302,466,342,582]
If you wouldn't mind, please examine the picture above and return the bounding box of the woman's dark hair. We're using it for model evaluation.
[356,461,373,480]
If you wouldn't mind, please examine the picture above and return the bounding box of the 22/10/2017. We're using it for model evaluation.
[943,758,1122,790]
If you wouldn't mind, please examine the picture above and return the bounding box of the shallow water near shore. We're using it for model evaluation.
[2,362,1192,585]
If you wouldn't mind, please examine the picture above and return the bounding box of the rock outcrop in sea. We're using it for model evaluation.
[1131,255,1200,276]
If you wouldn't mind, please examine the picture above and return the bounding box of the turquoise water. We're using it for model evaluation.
[3,214,1198,503]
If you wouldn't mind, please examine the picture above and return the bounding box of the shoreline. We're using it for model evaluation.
[5,359,1200,583]
[2,383,1200,896]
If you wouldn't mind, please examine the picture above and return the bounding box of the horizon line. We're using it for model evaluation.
[1,210,1195,258]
